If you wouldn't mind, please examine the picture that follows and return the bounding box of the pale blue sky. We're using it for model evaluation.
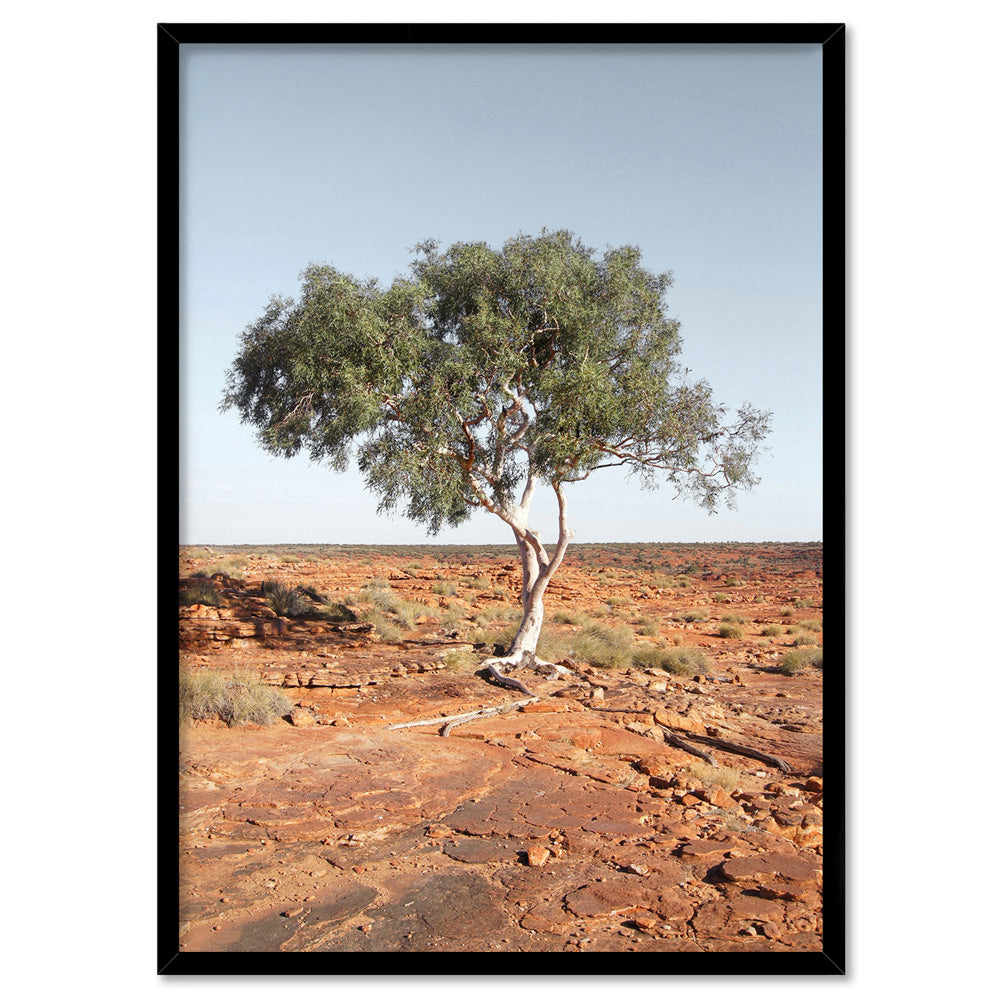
[180,43,824,545]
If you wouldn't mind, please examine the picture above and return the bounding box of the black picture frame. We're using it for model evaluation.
[161,21,845,975]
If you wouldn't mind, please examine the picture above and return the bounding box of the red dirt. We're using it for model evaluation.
[177,542,826,954]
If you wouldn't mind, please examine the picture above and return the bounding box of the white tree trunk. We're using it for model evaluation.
[491,480,574,667]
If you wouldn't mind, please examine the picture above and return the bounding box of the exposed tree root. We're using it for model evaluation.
[386,697,538,736]
[481,650,580,694]
[484,663,535,696]
[481,650,539,696]
[680,732,792,774]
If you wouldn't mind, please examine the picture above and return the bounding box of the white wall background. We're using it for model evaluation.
[4,2,997,997]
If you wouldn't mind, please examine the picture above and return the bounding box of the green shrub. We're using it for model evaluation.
[318,600,357,622]
[717,624,744,639]
[179,581,226,607]
[636,614,660,636]
[776,648,824,675]
[205,558,247,581]
[358,607,403,641]
[432,580,458,596]
[792,633,819,647]
[179,670,291,727]
[571,622,634,669]
[632,643,707,676]
[659,646,708,676]
[761,624,783,637]
[721,613,746,624]
[261,579,311,617]
[441,648,478,671]
[675,610,707,623]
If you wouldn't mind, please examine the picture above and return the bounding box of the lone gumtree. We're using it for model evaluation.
[221,230,770,689]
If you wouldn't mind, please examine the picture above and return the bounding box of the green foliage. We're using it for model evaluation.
[205,558,247,580]
[675,609,708,622]
[357,607,403,641]
[179,671,291,727]
[776,648,824,675]
[717,623,745,639]
[761,624,783,637]
[635,644,707,676]
[179,581,227,607]
[552,608,587,625]
[636,614,660,636]
[222,230,771,535]
[261,579,311,617]
[571,622,635,669]
[441,648,478,671]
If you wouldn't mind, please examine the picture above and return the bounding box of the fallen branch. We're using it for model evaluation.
[657,725,718,767]
[680,733,792,774]
[387,697,538,736]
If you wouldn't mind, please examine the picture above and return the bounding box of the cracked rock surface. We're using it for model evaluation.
[178,542,826,953]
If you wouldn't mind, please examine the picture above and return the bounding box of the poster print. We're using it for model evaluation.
[163,22,844,974]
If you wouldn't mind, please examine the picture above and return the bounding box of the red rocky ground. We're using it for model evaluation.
[177,542,826,954]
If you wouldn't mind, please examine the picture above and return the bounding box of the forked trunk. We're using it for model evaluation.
[482,480,574,687]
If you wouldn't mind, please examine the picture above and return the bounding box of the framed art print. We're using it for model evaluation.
[162,22,845,974]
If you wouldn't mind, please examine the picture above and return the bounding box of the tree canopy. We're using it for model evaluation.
[221,229,771,539]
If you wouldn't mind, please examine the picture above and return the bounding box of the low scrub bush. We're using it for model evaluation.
[179,581,227,607]
[432,580,458,596]
[632,643,706,676]
[358,607,403,641]
[636,614,660,636]
[687,761,742,792]
[717,623,744,639]
[571,622,634,669]
[761,624,783,637]
[441,648,478,671]
[180,670,291,727]
[261,579,311,617]
[205,558,247,581]
[776,648,824,675]
[721,613,746,624]
[675,610,707,623]
[792,633,819,647]
[318,600,356,622]
[439,606,467,627]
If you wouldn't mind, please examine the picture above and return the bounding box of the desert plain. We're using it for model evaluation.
[177,541,826,954]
